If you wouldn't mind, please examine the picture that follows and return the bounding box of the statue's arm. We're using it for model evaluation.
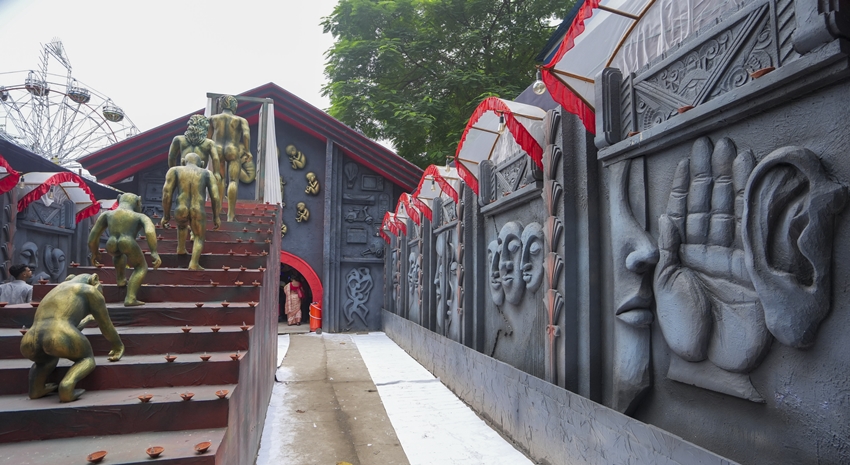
[167,137,182,168]
[241,119,252,156]
[86,287,123,361]
[208,142,222,181]
[87,214,108,265]
[140,214,162,269]
[161,169,176,225]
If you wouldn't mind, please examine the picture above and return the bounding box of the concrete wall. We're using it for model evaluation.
[383,310,734,465]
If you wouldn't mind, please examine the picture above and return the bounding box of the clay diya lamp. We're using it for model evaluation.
[252,281,260,287]
[267,228,273,234]
[228,249,235,256]
[247,219,252,224]
[181,325,192,333]
[195,441,212,453]
[236,238,243,243]
[19,326,27,335]
[221,301,230,308]
[248,301,257,308]
[156,234,164,241]
[70,261,79,268]
[234,281,244,287]
[240,322,250,331]
[249,238,255,243]
[239,265,247,271]
[222,265,230,271]
[265,239,271,244]
[256,228,262,234]
[38,278,48,285]
[260,251,268,256]
[215,390,229,399]
[138,393,153,403]
[211,325,221,333]
[164,354,177,362]
[86,450,107,463]
[0,302,7,308]
[258,267,266,272]
[677,105,694,114]
[146,446,164,458]
[30,302,39,308]
[180,392,194,401]
[258,219,264,224]
[96,263,104,268]
[98,248,106,253]
[139,235,146,240]
[245,250,252,256]
[242,227,248,233]
[230,352,240,361]
[195,302,204,308]
[210,281,219,287]
[200,353,211,361]
[750,66,775,79]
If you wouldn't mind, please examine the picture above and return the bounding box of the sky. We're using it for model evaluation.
[0,0,339,133]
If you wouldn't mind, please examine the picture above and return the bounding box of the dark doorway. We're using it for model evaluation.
[280,264,313,324]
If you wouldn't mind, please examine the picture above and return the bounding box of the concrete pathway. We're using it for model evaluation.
[256,332,534,465]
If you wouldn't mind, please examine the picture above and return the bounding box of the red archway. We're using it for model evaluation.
[280,250,323,306]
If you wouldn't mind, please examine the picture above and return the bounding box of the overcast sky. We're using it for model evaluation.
[0,0,339,132]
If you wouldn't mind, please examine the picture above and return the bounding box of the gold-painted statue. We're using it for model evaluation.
[281,222,287,238]
[161,152,222,270]
[88,193,162,306]
[20,273,123,402]
[296,202,309,222]
[285,144,306,170]
[305,172,320,195]
[208,95,255,222]
[168,115,222,183]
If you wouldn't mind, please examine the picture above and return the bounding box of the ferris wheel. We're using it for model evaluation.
[0,38,138,170]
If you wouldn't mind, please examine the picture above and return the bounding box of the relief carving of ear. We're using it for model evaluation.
[743,146,848,348]
[520,222,545,293]
[487,239,504,306]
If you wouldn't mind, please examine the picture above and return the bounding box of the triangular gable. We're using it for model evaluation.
[79,82,423,191]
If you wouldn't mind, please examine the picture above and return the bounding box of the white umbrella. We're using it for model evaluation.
[454,97,546,195]
[541,0,745,133]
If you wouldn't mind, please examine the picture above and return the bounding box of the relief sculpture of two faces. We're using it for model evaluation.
[488,221,545,307]
[611,136,846,405]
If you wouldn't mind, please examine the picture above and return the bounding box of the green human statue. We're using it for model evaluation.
[208,95,255,222]
[168,114,222,183]
[161,152,222,270]
[20,273,123,402]
[88,193,162,306]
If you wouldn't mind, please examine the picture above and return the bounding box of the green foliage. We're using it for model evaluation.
[322,0,573,168]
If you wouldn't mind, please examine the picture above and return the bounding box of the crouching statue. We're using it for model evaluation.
[20,273,123,402]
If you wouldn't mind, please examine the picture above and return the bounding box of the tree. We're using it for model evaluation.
[322,0,573,168]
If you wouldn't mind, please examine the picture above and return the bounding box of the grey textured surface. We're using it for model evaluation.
[383,310,735,465]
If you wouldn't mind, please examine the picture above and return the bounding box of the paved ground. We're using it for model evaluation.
[256,332,534,465]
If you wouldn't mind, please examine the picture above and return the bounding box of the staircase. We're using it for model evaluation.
[0,201,280,464]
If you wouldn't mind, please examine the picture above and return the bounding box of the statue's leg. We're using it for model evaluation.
[188,211,206,270]
[27,355,59,399]
[227,160,240,222]
[114,253,127,287]
[120,238,148,306]
[59,355,95,402]
[177,224,190,255]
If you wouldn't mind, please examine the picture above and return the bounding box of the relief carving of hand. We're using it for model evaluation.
[654,137,771,373]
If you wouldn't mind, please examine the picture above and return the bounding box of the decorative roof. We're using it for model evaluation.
[79,82,423,191]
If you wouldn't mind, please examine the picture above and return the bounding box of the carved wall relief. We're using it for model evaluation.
[497,221,525,305]
[295,202,309,223]
[285,144,307,170]
[304,172,320,195]
[43,245,66,282]
[609,157,658,413]
[0,194,15,282]
[344,162,358,189]
[520,223,544,294]
[407,250,420,309]
[626,4,780,137]
[434,231,449,333]
[655,137,847,402]
[487,239,504,306]
[343,267,373,329]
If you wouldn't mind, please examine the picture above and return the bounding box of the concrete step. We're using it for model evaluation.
[0,301,256,328]
[134,239,269,255]
[0,384,233,443]
[0,325,252,360]
[32,282,261,303]
[143,227,275,242]
[93,252,269,269]
[0,351,242,395]
[0,427,225,464]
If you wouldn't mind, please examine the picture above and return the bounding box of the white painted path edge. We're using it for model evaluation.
[352,332,534,465]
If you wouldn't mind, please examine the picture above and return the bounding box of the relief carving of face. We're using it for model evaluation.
[610,160,658,327]
[434,233,446,306]
[407,251,419,301]
[520,222,544,294]
[44,245,66,281]
[487,239,504,305]
[20,242,38,271]
[498,221,526,305]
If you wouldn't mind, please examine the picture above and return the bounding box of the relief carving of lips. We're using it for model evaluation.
[616,293,653,327]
